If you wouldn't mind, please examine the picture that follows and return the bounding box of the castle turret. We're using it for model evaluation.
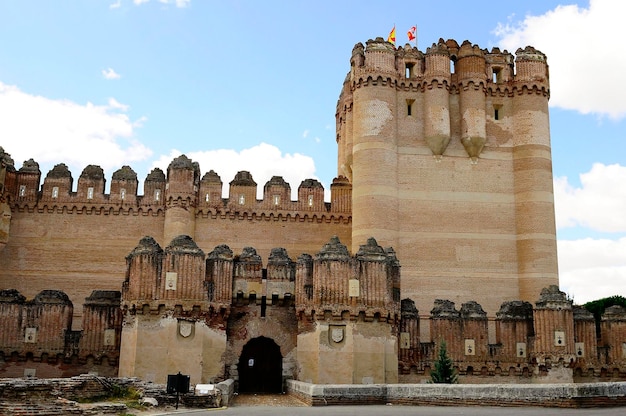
[162,235,206,303]
[122,236,163,305]
[163,155,199,243]
[600,305,626,366]
[423,39,452,157]
[512,46,558,301]
[0,149,17,251]
[206,244,234,308]
[495,300,534,363]
[349,37,399,253]
[79,290,122,364]
[456,41,487,160]
[572,306,597,367]
[532,285,575,378]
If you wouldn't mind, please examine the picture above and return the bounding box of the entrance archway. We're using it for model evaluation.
[237,336,282,393]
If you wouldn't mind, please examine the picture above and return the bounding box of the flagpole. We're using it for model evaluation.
[415,24,418,49]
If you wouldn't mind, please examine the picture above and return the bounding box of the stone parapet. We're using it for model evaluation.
[286,379,626,407]
[5,156,351,217]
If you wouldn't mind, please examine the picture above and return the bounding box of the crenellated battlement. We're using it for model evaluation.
[347,37,548,96]
[0,150,352,219]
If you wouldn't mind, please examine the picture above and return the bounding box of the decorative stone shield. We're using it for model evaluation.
[330,326,344,343]
[179,321,193,338]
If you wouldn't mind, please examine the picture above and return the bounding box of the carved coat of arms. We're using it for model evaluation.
[330,326,344,343]
[179,321,193,338]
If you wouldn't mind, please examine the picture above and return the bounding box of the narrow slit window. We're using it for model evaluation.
[120,188,126,200]
[19,185,26,197]
[405,63,414,79]
[87,187,94,200]
[273,195,280,205]
[261,296,267,317]
[494,105,502,121]
[205,193,210,202]
[154,189,161,201]
[450,57,456,74]
[406,99,415,116]
[308,195,314,206]
[492,67,502,83]
[52,187,59,198]
[239,194,245,205]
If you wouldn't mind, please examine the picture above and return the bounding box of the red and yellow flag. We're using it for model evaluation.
[387,26,396,44]
[407,26,416,42]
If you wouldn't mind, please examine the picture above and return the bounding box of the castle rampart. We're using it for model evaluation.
[0,149,351,327]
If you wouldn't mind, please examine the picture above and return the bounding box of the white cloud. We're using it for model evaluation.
[0,82,151,178]
[108,97,129,112]
[558,237,626,304]
[102,68,121,80]
[554,162,626,303]
[494,0,626,119]
[151,143,319,200]
[109,0,121,9]
[302,130,310,139]
[554,163,626,232]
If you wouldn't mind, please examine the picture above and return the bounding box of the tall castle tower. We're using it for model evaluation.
[336,38,558,317]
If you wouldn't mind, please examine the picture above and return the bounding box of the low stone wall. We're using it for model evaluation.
[216,379,235,406]
[0,375,222,415]
[286,380,626,408]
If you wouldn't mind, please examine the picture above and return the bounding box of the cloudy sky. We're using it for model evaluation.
[0,0,624,304]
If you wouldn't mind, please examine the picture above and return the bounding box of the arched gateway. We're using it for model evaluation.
[237,336,283,393]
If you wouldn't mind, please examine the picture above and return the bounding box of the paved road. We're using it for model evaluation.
[156,405,626,416]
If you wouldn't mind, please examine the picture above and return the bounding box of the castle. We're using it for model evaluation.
[1,38,625,388]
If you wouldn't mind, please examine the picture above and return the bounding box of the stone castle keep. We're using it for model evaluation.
[1,37,625,388]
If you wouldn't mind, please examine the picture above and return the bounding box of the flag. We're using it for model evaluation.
[408,26,416,42]
[387,26,396,44]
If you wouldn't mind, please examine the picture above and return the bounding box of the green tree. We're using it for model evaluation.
[583,295,626,338]
[430,340,458,384]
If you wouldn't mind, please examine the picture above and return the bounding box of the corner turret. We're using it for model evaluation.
[163,155,200,243]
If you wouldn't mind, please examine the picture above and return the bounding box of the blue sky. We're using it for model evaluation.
[1,0,624,304]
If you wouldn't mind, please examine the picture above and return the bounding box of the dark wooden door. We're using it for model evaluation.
[238,336,283,393]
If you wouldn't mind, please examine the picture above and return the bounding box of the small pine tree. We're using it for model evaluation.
[430,340,458,384]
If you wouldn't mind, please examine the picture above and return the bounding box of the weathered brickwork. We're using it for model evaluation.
[0,36,622,386]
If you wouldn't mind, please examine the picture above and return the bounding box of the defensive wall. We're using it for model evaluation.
[0,150,351,327]
[2,251,626,383]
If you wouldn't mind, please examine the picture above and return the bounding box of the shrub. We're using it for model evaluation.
[430,340,458,384]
